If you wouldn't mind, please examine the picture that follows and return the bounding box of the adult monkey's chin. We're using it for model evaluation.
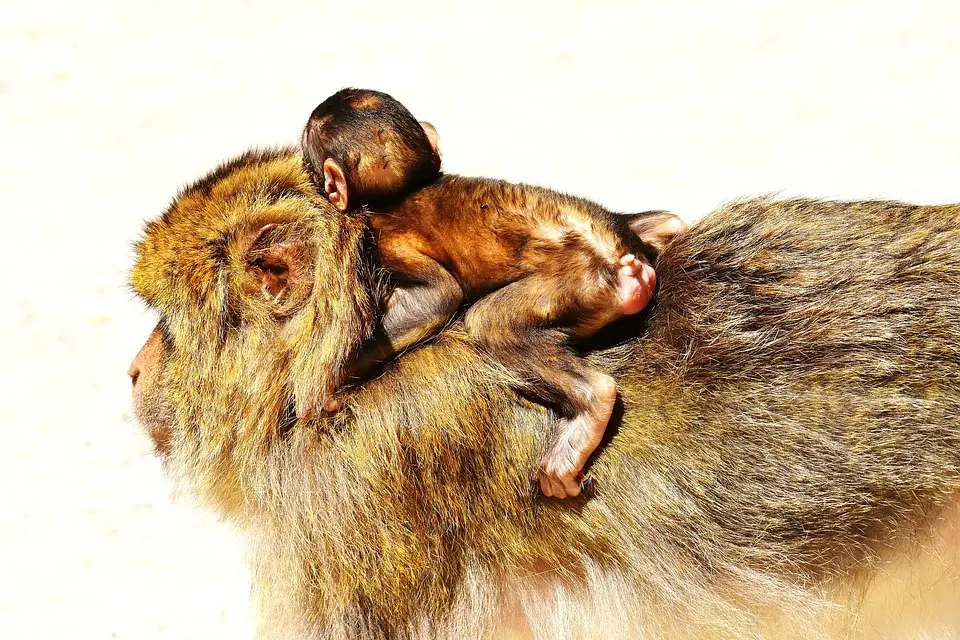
[129,149,960,639]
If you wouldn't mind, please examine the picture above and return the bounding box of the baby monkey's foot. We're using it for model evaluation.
[616,254,656,315]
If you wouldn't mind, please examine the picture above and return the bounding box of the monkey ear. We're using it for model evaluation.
[419,121,441,156]
[626,211,687,257]
[245,223,312,310]
[322,159,350,211]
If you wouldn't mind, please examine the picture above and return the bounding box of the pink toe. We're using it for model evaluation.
[641,263,656,287]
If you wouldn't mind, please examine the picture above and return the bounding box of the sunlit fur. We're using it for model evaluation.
[132,149,960,639]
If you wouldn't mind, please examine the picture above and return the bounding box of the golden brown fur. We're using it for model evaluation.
[373,174,637,313]
[130,148,960,638]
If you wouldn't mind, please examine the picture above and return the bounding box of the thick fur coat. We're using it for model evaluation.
[131,149,960,638]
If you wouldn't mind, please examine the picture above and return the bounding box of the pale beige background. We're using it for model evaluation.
[3,1,960,637]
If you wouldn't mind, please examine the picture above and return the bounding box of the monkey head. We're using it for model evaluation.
[301,88,441,211]
[129,150,380,497]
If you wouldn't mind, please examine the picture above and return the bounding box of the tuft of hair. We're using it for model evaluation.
[301,88,439,207]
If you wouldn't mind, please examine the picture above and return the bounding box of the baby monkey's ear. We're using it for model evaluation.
[322,159,350,211]
[419,121,441,161]
[627,211,687,257]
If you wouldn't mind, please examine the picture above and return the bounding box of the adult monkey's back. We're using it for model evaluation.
[129,150,960,638]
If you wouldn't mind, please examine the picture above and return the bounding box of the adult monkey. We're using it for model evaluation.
[130,147,960,638]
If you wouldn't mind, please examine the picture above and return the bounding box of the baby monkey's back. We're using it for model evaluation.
[379,173,645,301]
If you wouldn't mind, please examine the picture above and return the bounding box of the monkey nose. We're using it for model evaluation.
[128,363,140,387]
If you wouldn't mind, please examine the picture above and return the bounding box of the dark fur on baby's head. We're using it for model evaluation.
[302,88,440,208]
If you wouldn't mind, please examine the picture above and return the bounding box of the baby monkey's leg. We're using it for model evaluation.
[464,278,618,498]
[535,361,617,499]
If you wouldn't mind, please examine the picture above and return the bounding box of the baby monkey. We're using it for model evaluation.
[303,89,683,498]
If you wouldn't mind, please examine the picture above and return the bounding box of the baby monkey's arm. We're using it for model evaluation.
[350,241,464,378]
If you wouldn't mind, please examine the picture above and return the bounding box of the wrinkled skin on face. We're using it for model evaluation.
[130,149,960,639]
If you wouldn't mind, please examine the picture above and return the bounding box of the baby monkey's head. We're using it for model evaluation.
[302,88,441,211]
